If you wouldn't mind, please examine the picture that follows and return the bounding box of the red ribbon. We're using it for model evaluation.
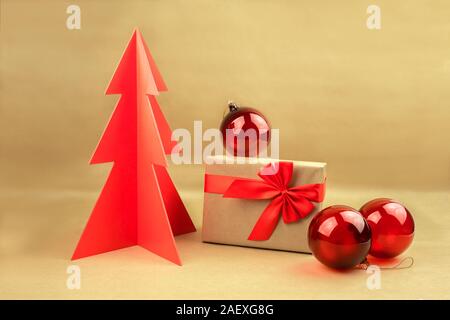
[204,161,325,241]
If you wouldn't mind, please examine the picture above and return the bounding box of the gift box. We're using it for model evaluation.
[202,156,326,253]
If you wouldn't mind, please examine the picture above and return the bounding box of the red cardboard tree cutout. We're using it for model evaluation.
[72,29,196,265]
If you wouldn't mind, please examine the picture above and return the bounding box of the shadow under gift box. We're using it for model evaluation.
[202,155,327,253]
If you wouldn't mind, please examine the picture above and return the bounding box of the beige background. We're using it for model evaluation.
[0,0,449,299]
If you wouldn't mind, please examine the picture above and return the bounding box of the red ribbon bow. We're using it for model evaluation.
[204,161,325,241]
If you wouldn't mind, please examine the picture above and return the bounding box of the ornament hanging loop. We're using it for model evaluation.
[356,256,414,271]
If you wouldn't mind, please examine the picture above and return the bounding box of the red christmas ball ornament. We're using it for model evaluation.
[360,198,415,259]
[308,205,372,269]
[220,101,270,157]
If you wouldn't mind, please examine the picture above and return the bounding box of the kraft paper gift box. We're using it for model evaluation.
[202,156,327,253]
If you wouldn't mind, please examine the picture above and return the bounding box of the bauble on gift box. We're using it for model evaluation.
[220,101,270,157]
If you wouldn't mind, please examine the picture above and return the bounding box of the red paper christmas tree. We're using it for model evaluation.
[72,29,196,265]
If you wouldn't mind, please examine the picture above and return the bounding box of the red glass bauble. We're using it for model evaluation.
[220,102,270,157]
[308,205,372,269]
[360,198,414,259]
